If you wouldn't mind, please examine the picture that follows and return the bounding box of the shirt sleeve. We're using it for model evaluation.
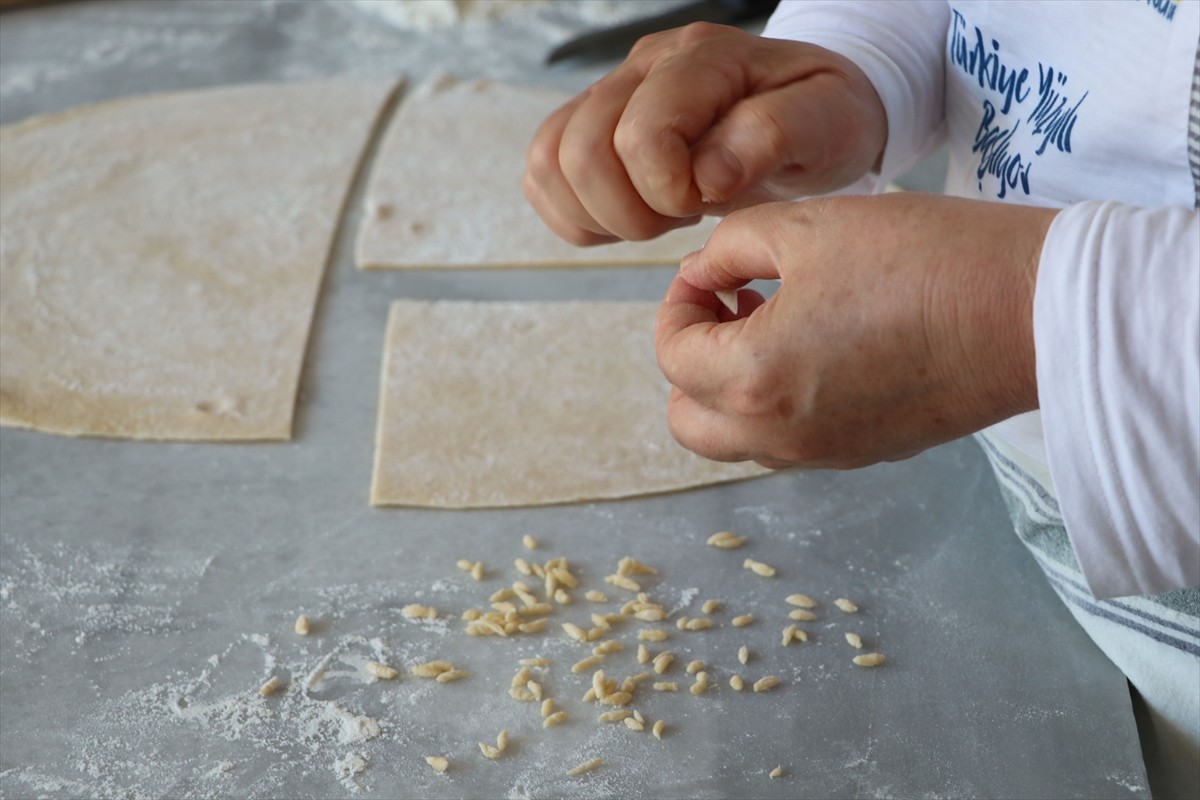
[762,0,950,187]
[1035,200,1200,598]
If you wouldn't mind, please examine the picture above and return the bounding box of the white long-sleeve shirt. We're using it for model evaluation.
[764,0,1200,601]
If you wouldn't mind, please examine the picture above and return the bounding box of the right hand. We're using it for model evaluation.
[523,22,888,245]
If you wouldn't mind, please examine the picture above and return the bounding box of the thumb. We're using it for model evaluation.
[679,206,785,293]
[692,73,876,205]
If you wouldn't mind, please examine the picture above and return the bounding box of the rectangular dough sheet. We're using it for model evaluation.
[370,300,770,508]
[0,77,402,440]
[355,74,720,269]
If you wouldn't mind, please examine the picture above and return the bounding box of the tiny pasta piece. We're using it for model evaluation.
[509,687,536,701]
[792,629,809,643]
[752,675,780,693]
[496,730,509,752]
[572,654,605,674]
[788,609,818,621]
[589,613,611,631]
[593,640,623,656]
[586,627,607,641]
[853,653,886,667]
[729,675,744,691]
[781,625,797,646]
[518,619,548,634]
[511,667,532,688]
[436,669,468,683]
[479,743,502,760]
[738,645,750,665]
[515,557,533,575]
[584,590,608,602]
[567,757,602,777]
[470,562,484,581]
[411,661,454,678]
[491,601,518,614]
[522,534,538,550]
[425,756,449,773]
[690,671,709,695]
[624,717,645,732]
[685,660,705,674]
[637,644,651,664]
[706,531,745,549]
[366,661,399,680]
[561,622,588,642]
[553,567,579,589]
[638,629,668,642]
[514,587,541,607]
[462,608,482,621]
[652,719,666,739]
[834,598,860,613]
[633,607,666,622]
[554,588,572,605]
[743,558,776,577]
[402,603,438,620]
[294,615,310,636]
[769,766,783,779]
[633,709,645,724]
[701,599,721,614]
[652,651,675,674]
[592,669,607,699]
[542,698,555,717]
[845,632,864,649]
[520,657,550,667]
[617,556,658,576]
[543,710,569,728]
[732,614,754,627]
[604,574,641,592]
[599,709,631,723]
[653,681,678,692]
[675,616,688,630]
[623,672,651,691]
[527,680,544,701]
[684,618,713,631]
[530,562,546,578]
[597,691,632,706]
[456,559,473,571]
[582,687,597,703]
[258,676,283,696]
[490,587,514,602]
[785,593,817,608]
[521,602,553,616]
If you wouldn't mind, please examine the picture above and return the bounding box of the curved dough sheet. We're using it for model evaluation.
[0,77,401,440]
[355,74,721,269]
[370,300,771,508]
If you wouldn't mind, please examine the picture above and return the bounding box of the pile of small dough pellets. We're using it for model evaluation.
[261,530,885,781]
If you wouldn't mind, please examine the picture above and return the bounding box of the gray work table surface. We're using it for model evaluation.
[0,2,1147,798]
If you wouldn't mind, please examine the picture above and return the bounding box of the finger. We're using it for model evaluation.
[655,274,751,403]
[615,46,745,217]
[524,96,618,242]
[666,387,782,464]
[678,206,788,292]
[693,73,873,203]
[521,171,618,246]
[558,71,686,241]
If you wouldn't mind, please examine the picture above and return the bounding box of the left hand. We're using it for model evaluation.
[654,193,1059,469]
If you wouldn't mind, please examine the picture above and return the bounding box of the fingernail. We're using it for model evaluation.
[679,250,700,274]
[695,144,743,204]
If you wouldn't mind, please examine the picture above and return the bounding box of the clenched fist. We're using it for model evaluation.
[523,23,887,245]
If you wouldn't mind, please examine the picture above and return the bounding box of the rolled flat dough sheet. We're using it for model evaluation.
[355,74,720,269]
[0,77,402,440]
[370,300,771,508]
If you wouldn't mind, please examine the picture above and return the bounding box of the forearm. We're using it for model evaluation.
[763,0,950,185]
[1036,201,1200,598]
